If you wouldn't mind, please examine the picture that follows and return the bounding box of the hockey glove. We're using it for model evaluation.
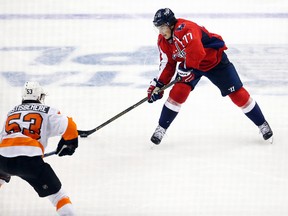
[0,171,11,184]
[147,78,165,103]
[177,62,195,82]
[56,137,78,157]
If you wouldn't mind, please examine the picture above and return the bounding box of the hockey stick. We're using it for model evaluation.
[44,150,57,157]
[44,77,181,157]
[77,76,181,138]
[44,144,67,158]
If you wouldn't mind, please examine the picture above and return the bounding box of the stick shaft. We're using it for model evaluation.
[44,150,57,157]
[78,77,181,137]
[94,96,148,131]
[45,77,181,156]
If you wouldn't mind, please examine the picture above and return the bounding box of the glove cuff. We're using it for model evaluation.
[151,78,164,88]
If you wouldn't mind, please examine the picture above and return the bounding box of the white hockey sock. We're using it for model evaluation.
[47,188,76,216]
[57,202,76,216]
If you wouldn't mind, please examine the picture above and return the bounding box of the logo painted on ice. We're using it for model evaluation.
[0,46,159,87]
[0,45,287,88]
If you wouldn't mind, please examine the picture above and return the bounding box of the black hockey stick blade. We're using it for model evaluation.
[77,76,181,138]
[77,128,96,138]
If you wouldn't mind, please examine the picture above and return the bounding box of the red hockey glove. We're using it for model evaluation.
[147,78,165,103]
[177,63,195,82]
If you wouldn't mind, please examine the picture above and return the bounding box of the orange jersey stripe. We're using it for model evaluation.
[62,117,78,140]
[0,137,44,153]
[56,197,72,210]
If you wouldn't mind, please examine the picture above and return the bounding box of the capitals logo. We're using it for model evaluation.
[172,36,186,60]
[175,23,185,31]
[172,48,186,60]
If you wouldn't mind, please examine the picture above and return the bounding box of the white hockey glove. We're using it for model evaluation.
[177,63,195,82]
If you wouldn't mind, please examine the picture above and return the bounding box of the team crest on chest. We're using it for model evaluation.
[176,23,185,31]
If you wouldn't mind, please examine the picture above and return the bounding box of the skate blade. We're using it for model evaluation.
[267,136,274,144]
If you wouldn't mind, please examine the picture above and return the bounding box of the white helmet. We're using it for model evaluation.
[22,81,46,103]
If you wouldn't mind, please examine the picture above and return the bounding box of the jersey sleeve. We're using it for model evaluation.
[46,108,78,140]
[157,35,177,84]
[62,117,78,140]
[47,112,68,137]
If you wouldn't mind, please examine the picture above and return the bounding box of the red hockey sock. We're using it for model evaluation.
[228,87,250,107]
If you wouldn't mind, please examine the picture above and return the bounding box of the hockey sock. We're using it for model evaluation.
[242,99,265,126]
[57,199,75,216]
[159,103,179,129]
[229,87,265,126]
[47,188,75,216]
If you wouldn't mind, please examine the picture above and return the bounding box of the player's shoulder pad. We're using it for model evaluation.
[174,19,189,33]
[47,106,61,115]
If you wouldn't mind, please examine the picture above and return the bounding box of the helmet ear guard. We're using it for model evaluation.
[153,8,177,27]
[22,81,47,103]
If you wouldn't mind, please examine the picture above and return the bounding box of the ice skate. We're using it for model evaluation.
[151,125,166,145]
[258,121,273,143]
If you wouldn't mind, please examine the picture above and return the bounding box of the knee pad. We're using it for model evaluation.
[228,87,250,107]
[169,82,192,104]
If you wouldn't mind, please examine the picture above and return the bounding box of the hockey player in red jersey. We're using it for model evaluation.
[0,81,78,215]
[147,8,273,144]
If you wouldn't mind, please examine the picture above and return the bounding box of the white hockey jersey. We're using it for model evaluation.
[0,103,78,157]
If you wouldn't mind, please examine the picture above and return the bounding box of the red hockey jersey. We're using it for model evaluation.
[157,18,227,84]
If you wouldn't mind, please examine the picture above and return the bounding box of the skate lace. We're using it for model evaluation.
[154,126,166,139]
[259,122,270,135]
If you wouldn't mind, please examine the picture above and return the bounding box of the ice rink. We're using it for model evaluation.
[1,0,288,215]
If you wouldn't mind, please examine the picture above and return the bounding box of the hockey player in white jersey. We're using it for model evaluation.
[0,81,78,216]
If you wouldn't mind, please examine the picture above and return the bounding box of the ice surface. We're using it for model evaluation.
[0,0,288,215]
